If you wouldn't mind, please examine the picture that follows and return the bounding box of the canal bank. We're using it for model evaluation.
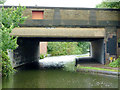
[76,64,119,75]
[39,55,119,76]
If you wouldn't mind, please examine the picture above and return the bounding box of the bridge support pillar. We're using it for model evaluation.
[8,38,40,67]
[91,39,105,64]
[105,27,117,64]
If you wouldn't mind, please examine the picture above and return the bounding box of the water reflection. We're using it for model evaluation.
[2,61,118,88]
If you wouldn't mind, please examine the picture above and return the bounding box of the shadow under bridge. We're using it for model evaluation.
[9,27,105,67]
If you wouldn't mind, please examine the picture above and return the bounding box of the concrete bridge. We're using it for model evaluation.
[4,6,120,67]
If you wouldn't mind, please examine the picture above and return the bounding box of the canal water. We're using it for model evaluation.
[2,56,119,88]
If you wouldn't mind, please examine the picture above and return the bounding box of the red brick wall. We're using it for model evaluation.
[40,42,48,54]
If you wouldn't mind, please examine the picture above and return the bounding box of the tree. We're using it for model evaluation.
[96,1,120,9]
[0,0,6,4]
[77,42,90,54]
[47,42,90,56]
[0,6,27,76]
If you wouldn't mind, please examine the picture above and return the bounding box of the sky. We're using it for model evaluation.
[4,0,103,8]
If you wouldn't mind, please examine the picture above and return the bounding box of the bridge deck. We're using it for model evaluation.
[11,27,105,38]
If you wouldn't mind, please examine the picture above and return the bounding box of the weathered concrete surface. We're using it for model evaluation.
[22,7,120,21]
[117,29,120,57]
[8,38,40,67]
[104,27,118,64]
[91,39,104,64]
[19,7,120,27]
[10,27,105,38]
[96,11,120,21]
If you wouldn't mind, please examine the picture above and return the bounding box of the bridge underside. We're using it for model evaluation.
[9,28,105,67]
[11,27,105,38]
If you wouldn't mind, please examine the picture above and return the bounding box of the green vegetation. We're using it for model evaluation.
[0,0,6,4]
[2,51,16,76]
[0,6,27,76]
[109,56,120,68]
[77,65,118,72]
[96,1,120,9]
[47,42,90,56]
[118,38,120,43]
[40,54,45,59]
[63,61,76,72]
[40,54,48,59]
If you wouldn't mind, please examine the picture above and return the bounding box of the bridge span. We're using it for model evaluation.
[4,6,119,67]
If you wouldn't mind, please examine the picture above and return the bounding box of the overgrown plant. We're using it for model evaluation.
[40,54,45,59]
[109,56,120,68]
[118,39,120,43]
[2,51,15,76]
[0,6,27,76]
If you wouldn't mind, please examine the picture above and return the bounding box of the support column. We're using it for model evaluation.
[8,38,40,67]
[91,39,105,64]
[105,27,117,64]
[117,28,120,57]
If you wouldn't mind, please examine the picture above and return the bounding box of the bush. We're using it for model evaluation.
[2,51,15,76]
[109,56,120,68]
[118,38,120,43]
[40,54,45,59]
[47,42,90,56]
[1,6,27,77]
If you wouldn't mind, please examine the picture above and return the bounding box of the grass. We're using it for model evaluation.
[77,65,118,72]
[77,54,89,58]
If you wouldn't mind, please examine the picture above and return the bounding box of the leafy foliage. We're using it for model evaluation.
[47,42,90,56]
[0,0,6,4]
[2,51,15,76]
[96,1,120,9]
[0,24,18,51]
[109,56,120,68]
[2,6,27,28]
[118,38,120,43]
[0,6,27,76]
[40,54,45,59]
[77,42,90,54]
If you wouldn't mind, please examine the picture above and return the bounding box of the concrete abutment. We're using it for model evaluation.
[8,27,119,67]
[91,39,105,64]
[9,38,40,67]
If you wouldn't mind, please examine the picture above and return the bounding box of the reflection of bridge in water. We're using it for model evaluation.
[4,6,119,67]
[39,54,89,67]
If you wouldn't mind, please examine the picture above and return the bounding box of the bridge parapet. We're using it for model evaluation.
[19,7,120,27]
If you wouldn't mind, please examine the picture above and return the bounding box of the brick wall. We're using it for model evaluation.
[40,42,48,54]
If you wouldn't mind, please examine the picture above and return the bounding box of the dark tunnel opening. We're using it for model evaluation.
[9,37,105,67]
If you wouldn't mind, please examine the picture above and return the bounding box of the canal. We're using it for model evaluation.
[2,58,118,88]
